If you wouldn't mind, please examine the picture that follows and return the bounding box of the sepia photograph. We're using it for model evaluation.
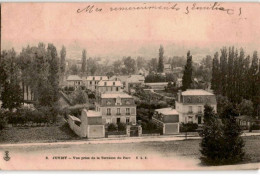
[0,2,259,171]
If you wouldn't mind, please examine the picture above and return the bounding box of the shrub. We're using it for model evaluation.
[117,123,126,131]
[0,109,8,130]
[70,88,88,105]
[107,123,117,131]
[180,122,198,132]
[251,123,260,130]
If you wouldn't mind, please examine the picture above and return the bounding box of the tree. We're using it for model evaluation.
[238,99,254,116]
[123,56,136,74]
[1,82,23,111]
[69,64,79,75]
[60,46,66,73]
[113,60,122,74]
[200,105,224,165]
[182,51,193,91]
[211,52,220,94]
[219,47,228,96]
[157,45,164,73]
[70,87,88,105]
[148,58,158,73]
[136,56,146,70]
[81,49,87,74]
[47,44,60,103]
[222,105,245,164]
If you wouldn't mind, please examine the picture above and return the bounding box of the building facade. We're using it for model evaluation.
[66,75,83,89]
[152,108,180,134]
[96,80,123,96]
[95,92,137,125]
[175,89,217,124]
[109,75,145,93]
[85,76,109,91]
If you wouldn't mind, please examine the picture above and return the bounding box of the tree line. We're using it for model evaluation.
[211,47,260,117]
[0,43,65,110]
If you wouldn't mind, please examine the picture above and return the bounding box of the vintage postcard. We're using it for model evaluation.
[0,2,259,170]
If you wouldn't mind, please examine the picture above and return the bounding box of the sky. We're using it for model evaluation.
[2,2,260,61]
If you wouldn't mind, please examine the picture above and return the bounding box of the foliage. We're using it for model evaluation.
[117,122,126,131]
[182,51,193,91]
[157,45,164,73]
[107,123,117,131]
[1,82,23,111]
[200,104,245,165]
[180,123,198,132]
[70,88,88,105]
[81,49,87,74]
[60,46,66,73]
[123,56,136,74]
[211,47,259,117]
[238,99,254,116]
[148,58,158,73]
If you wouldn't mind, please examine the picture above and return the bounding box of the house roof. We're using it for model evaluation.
[67,75,82,81]
[155,108,179,115]
[182,89,214,96]
[128,75,145,82]
[98,80,122,87]
[164,64,171,69]
[86,76,108,81]
[109,75,129,82]
[101,92,133,99]
[86,110,102,117]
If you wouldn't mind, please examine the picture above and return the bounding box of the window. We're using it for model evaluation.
[104,82,107,86]
[188,106,193,113]
[198,106,202,113]
[126,117,130,124]
[188,116,193,123]
[117,108,121,115]
[116,87,119,91]
[117,118,120,124]
[126,108,130,115]
[113,82,115,86]
[107,108,111,115]
[90,81,92,85]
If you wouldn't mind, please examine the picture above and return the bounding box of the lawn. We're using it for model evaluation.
[0,122,81,143]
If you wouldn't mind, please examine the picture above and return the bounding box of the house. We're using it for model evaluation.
[144,82,168,90]
[163,64,172,73]
[96,80,123,96]
[152,108,180,134]
[95,92,136,125]
[68,109,105,138]
[109,75,145,93]
[66,75,83,89]
[175,89,217,124]
[85,76,109,91]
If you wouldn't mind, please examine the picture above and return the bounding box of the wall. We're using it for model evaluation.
[87,125,105,138]
[68,115,85,137]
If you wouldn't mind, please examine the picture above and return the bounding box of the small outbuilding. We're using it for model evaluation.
[152,108,180,134]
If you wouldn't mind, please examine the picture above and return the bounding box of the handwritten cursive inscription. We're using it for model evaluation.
[76,2,242,16]
[77,5,102,13]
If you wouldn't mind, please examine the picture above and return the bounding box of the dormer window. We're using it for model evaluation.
[113,82,115,86]
[104,82,107,86]
[101,77,102,80]
[93,77,95,80]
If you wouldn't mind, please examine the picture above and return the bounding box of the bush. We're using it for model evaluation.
[251,124,260,130]
[107,123,117,131]
[180,123,198,132]
[0,109,8,130]
[70,88,88,105]
[117,123,126,131]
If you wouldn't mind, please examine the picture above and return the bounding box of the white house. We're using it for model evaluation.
[95,92,136,125]
[175,89,217,124]
[66,75,83,89]
[85,76,109,91]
